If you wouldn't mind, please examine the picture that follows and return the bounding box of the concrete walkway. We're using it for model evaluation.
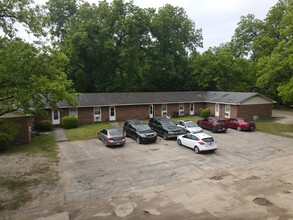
[52,128,68,142]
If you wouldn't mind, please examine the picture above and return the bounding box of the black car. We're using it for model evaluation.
[148,117,184,140]
[123,120,157,144]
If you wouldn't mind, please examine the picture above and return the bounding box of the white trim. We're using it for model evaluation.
[69,108,78,117]
[215,104,220,117]
[225,104,231,118]
[161,104,167,117]
[52,109,60,125]
[179,104,184,116]
[189,103,195,115]
[109,106,116,121]
[94,107,102,122]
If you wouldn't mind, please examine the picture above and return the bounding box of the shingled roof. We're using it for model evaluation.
[58,91,273,108]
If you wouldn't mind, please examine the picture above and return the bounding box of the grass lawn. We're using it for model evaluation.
[255,120,293,138]
[64,122,114,141]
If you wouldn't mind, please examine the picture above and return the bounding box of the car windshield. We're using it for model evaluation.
[109,130,122,136]
[136,124,152,132]
[185,121,198,128]
[161,120,176,128]
[242,119,249,122]
[216,120,225,125]
[202,137,214,143]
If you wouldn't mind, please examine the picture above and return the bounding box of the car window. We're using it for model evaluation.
[202,137,214,143]
[100,129,106,135]
[183,134,191,139]
[216,120,225,125]
[191,135,199,141]
[180,121,184,126]
[185,121,196,127]
[136,124,151,132]
[109,130,121,136]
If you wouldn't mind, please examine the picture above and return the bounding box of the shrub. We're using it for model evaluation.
[199,108,210,117]
[36,120,53,132]
[62,116,79,129]
[0,119,20,150]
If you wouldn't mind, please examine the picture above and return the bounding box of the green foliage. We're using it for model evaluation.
[0,37,77,116]
[36,120,53,132]
[62,116,79,129]
[0,119,20,151]
[199,108,210,117]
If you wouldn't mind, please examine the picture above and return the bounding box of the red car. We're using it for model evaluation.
[225,117,255,131]
[197,117,228,133]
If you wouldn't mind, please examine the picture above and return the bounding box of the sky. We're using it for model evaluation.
[129,0,279,51]
[21,0,279,52]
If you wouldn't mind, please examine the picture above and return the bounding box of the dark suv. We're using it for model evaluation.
[148,117,184,140]
[123,120,157,144]
[197,117,228,133]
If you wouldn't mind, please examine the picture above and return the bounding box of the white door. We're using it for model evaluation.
[109,106,116,121]
[215,104,220,117]
[149,105,154,118]
[189,103,195,115]
[52,109,60,125]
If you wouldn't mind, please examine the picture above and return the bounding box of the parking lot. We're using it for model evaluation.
[58,129,293,219]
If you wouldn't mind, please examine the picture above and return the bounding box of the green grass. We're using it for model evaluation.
[4,133,57,159]
[255,120,293,138]
[64,122,114,141]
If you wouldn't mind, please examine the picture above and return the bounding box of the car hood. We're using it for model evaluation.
[138,130,156,134]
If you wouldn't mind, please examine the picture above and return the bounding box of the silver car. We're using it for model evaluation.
[176,120,203,133]
[98,128,126,147]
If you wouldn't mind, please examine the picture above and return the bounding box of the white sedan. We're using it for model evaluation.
[177,133,217,154]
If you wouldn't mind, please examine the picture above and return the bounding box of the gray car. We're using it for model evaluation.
[176,120,203,134]
[98,128,126,147]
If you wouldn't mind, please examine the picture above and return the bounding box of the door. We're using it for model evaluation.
[215,104,220,117]
[189,103,194,115]
[52,109,60,125]
[109,106,116,121]
[149,105,154,118]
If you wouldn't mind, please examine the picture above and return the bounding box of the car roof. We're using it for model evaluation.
[105,128,121,132]
[179,120,193,122]
[126,119,144,124]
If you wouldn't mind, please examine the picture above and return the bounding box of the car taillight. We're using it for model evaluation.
[121,136,125,140]
[199,141,205,145]
[108,137,114,141]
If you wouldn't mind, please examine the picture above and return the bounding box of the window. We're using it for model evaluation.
[69,108,78,117]
[225,105,230,118]
[94,107,102,122]
[161,104,167,116]
[179,104,184,116]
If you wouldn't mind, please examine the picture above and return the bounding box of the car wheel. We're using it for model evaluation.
[211,127,217,133]
[194,146,200,154]
[136,137,141,144]
[163,134,168,140]
[177,139,182,145]
[237,126,241,131]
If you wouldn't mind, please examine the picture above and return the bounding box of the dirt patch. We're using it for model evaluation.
[253,197,273,206]
[272,110,293,124]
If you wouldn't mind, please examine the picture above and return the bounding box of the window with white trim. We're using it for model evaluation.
[179,104,184,116]
[94,107,102,122]
[69,108,78,117]
[161,104,167,117]
[225,105,230,118]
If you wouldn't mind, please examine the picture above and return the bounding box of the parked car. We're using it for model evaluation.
[225,117,256,131]
[123,120,157,144]
[197,117,228,133]
[177,133,217,154]
[98,128,126,147]
[149,117,184,140]
[176,120,203,133]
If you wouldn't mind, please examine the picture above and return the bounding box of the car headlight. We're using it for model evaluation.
[168,131,174,134]
[140,134,147,138]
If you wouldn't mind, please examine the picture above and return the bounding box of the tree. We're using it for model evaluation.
[145,4,202,91]
[255,0,293,104]
[0,0,43,38]
[0,37,77,116]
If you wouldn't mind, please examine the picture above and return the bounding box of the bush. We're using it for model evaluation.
[0,119,20,150]
[199,108,210,117]
[36,120,53,132]
[62,116,79,129]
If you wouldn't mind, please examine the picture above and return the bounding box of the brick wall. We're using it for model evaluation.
[237,104,273,120]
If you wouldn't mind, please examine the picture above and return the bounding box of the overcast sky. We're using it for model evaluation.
[23,0,279,52]
[129,0,279,51]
